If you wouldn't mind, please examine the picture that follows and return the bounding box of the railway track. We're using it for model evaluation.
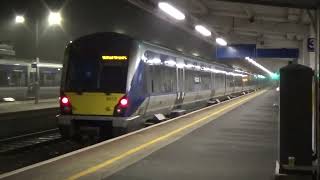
[0,129,62,154]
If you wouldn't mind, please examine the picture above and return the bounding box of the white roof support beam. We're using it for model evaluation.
[203,15,309,37]
[208,10,288,23]
[189,0,209,15]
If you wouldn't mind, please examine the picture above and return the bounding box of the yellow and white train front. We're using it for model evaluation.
[57,33,140,138]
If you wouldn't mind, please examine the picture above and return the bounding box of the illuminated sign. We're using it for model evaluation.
[242,78,248,82]
[102,56,128,61]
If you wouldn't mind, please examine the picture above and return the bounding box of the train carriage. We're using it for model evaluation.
[0,59,62,101]
[57,32,258,138]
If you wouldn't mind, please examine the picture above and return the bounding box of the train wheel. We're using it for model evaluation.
[58,125,75,139]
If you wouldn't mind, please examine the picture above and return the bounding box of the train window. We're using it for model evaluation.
[226,75,234,88]
[40,68,61,87]
[214,73,225,90]
[10,70,26,87]
[0,65,27,87]
[146,51,177,94]
[201,72,211,90]
[149,63,176,94]
[0,71,8,86]
[185,69,197,92]
[65,33,131,93]
[66,58,128,93]
[100,65,127,93]
[66,58,99,92]
[234,76,243,87]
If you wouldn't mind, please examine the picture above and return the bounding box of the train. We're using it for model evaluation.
[57,32,263,138]
[0,58,62,101]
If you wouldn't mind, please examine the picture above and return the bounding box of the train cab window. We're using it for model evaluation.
[100,65,127,93]
[66,59,99,91]
[65,33,132,93]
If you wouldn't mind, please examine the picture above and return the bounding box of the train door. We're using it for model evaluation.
[174,66,184,108]
[224,73,227,95]
[210,71,215,97]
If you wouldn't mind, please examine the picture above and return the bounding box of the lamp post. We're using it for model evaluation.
[15,11,62,104]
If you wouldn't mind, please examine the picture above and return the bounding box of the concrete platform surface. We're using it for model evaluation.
[107,90,278,180]
[0,98,58,114]
[0,90,270,180]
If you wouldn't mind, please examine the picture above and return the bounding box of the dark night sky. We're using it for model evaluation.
[0,0,215,63]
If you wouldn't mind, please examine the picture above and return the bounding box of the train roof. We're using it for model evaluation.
[70,32,232,70]
[140,41,231,69]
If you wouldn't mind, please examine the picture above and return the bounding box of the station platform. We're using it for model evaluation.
[0,99,59,139]
[0,89,277,180]
[0,98,58,114]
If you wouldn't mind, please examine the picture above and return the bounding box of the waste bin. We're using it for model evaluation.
[279,64,313,172]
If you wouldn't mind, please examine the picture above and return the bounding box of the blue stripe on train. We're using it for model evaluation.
[125,60,147,116]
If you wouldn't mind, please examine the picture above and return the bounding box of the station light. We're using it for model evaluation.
[15,15,25,24]
[158,2,185,20]
[195,25,211,37]
[3,97,15,102]
[215,37,227,46]
[271,72,280,80]
[38,63,63,68]
[192,52,199,57]
[245,57,275,77]
[257,75,266,79]
[48,11,62,26]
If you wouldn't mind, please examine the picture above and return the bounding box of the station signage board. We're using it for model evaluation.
[307,38,315,52]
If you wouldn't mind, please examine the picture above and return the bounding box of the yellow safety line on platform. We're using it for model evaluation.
[67,90,267,180]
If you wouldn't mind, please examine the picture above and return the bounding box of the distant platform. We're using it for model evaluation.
[0,98,58,114]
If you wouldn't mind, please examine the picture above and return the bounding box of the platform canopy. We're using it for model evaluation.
[128,0,318,75]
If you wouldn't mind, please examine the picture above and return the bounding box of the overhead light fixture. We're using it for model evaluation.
[38,63,63,68]
[48,11,62,26]
[216,37,227,46]
[245,57,274,76]
[192,52,199,57]
[158,2,185,20]
[15,15,25,24]
[195,25,211,36]
[3,97,15,102]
